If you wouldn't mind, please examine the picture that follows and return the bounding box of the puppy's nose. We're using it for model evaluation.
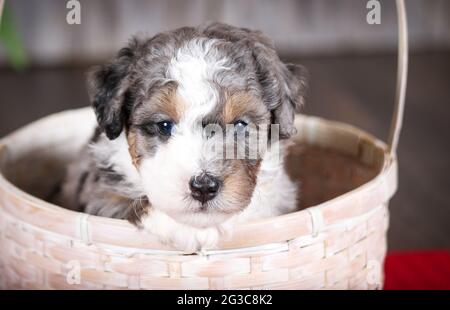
[189,173,221,203]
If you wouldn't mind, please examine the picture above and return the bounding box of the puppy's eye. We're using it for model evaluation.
[157,121,174,136]
[233,120,248,133]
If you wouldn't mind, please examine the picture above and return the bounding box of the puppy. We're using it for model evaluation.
[60,23,308,252]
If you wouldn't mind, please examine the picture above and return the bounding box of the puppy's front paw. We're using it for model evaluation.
[167,226,220,253]
[195,227,220,251]
[141,210,220,253]
[170,228,203,253]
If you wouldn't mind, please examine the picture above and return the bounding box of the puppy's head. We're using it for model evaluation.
[88,23,307,227]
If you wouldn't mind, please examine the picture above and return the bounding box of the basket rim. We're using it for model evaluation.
[0,108,397,253]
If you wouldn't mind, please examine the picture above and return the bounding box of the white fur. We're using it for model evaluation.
[237,141,298,221]
[168,38,229,122]
[87,131,297,253]
[139,127,204,221]
[86,39,298,252]
[140,140,297,253]
[89,132,143,197]
[141,208,221,253]
[140,38,233,226]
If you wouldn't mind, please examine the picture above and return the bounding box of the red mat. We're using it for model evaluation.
[384,250,450,290]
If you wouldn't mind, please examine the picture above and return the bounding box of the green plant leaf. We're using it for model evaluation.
[0,4,28,71]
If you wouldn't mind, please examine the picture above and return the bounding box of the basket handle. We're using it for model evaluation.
[389,0,408,156]
[0,1,4,25]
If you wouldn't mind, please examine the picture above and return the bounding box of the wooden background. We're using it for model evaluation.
[0,0,449,65]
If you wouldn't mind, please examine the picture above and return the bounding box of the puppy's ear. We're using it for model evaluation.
[87,40,138,140]
[251,36,308,139]
[270,63,309,139]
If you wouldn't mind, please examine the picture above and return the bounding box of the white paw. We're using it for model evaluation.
[195,227,220,251]
[140,210,221,253]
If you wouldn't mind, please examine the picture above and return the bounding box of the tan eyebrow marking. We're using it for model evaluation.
[127,129,141,167]
[222,92,256,124]
[150,84,186,123]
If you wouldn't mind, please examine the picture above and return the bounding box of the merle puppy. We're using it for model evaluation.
[60,23,308,252]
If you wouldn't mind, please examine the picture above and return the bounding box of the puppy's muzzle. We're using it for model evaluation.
[189,173,221,204]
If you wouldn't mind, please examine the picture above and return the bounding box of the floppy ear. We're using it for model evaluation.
[270,63,309,139]
[87,42,137,140]
[251,34,308,139]
[200,24,308,138]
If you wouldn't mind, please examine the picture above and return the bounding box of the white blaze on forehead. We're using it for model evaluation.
[167,38,230,122]
[140,39,232,214]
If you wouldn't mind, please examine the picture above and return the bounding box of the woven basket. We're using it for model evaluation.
[0,0,408,289]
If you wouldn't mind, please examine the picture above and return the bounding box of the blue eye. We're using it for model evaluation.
[157,121,174,136]
[233,120,248,133]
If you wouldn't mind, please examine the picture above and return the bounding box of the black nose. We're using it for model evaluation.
[189,173,221,203]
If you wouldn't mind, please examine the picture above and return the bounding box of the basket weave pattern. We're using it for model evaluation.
[0,0,407,290]
[0,201,387,289]
[0,109,395,289]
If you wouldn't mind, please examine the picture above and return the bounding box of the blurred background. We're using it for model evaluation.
[0,0,449,251]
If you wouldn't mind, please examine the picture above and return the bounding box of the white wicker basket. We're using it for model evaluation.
[0,0,408,289]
